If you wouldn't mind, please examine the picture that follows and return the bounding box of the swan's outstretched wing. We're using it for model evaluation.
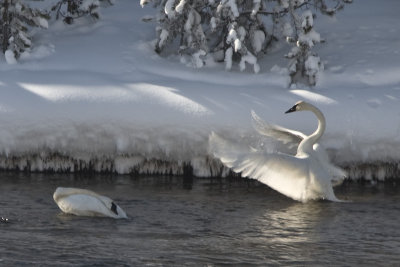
[209,132,316,202]
[251,110,306,152]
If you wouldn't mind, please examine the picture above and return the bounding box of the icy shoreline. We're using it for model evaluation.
[0,152,399,181]
[0,123,398,181]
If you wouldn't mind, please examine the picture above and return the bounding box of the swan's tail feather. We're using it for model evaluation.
[313,144,347,186]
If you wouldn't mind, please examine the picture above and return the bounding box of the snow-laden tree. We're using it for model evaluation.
[285,8,323,86]
[51,0,112,24]
[0,0,48,63]
[140,0,352,86]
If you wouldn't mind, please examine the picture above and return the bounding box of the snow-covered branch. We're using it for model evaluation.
[141,0,352,84]
[1,0,49,63]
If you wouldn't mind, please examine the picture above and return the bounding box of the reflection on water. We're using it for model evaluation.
[1,173,400,266]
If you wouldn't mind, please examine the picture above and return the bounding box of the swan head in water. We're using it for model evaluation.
[285,101,311,114]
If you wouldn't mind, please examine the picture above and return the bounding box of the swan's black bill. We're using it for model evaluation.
[285,105,297,114]
[111,202,118,215]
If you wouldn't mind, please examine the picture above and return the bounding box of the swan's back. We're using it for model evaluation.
[53,187,127,219]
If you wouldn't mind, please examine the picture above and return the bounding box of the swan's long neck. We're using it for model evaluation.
[297,105,326,155]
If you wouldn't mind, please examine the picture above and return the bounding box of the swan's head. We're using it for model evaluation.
[285,101,311,114]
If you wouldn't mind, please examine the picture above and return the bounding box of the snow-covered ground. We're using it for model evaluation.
[0,0,400,180]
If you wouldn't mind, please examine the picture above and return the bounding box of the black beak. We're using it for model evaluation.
[111,202,118,215]
[285,105,297,114]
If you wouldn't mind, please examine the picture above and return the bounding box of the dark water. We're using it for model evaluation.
[1,173,400,266]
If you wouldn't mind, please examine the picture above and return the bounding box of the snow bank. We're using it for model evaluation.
[0,0,400,180]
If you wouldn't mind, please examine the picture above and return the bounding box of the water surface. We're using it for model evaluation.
[1,173,399,266]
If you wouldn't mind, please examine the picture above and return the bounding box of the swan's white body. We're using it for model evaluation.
[209,101,346,202]
[53,187,128,219]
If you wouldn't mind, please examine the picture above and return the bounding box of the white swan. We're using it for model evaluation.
[209,101,346,202]
[53,187,128,219]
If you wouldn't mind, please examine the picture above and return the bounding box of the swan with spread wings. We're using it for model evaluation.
[209,101,346,202]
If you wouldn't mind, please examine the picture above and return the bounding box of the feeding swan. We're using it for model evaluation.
[53,187,128,219]
[209,101,346,202]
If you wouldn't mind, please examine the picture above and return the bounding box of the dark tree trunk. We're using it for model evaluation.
[2,0,10,53]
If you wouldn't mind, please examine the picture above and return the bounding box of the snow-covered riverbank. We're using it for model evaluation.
[0,0,399,180]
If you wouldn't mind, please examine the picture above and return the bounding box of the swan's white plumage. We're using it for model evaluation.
[210,101,347,202]
[251,110,305,153]
[252,108,347,184]
[53,187,128,219]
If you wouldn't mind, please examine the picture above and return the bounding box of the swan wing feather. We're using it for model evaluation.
[251,110,306,151]
[210,132,311,201]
